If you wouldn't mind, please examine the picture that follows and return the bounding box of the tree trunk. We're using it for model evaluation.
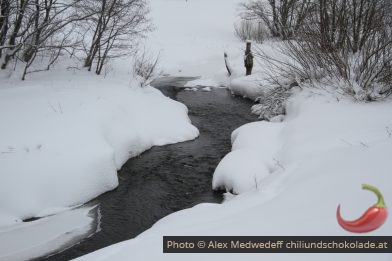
[0,0,10,58]
[1,0,29,69]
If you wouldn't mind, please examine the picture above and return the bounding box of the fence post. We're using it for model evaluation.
[244,41,253,76]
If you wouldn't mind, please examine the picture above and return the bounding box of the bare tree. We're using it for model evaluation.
[240,0,313,39]
[0,0,98,79]
[83,0,151,75]
[19,0,94,80]
[0,0,151,80]
[0,0,11,57]
[1,0,31,69]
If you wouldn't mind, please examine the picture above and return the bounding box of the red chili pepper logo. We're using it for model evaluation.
[337,184,388,233]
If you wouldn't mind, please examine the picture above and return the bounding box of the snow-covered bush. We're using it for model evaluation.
[251,86,291,120]
[132,49,162,87]
[254,0,392,101]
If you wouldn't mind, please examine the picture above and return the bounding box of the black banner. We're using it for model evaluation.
[163,236,392,253]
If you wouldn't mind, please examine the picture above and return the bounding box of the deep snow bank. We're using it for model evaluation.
[77,88,392,261]
[212,121,284,194]
[0,74,198,226]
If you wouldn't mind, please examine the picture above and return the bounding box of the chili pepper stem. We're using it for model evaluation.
[362,184,386,208]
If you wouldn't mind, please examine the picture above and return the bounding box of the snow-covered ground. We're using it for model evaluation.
[0,54,198,259]
[73,1,392,260]
[146,0,242,78]
[145,0,290,99]
[0,205,100,261]
[77,87,392,261]
[2,0,392,260]
[0,66,198,227]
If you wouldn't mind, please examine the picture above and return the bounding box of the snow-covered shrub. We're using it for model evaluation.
[254,0,392,101]
[234,19,266,43]
[251,86,291,120]
[132,49,162,87]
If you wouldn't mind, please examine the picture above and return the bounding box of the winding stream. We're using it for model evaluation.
[45,78,257,260]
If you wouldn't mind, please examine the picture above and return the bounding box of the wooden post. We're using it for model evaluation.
[224,52,232,76]
[244,41,253,76]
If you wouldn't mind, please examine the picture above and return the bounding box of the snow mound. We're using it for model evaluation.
[231,121,283,156]
[212,149,270,194]
[0,77,199,226]
[212,121,284,194]
[229,74,271,100]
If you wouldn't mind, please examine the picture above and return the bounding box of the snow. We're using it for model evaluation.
[0,205,100,261]
[73,0,392,260]
[146,0,242,78]
[0,65,199,227]
[184,79,219,88]
[212,121,284,194]
[2,0,392,259]
[229,73,269,100]
[212,148,270,194]
[184,87,198,91]
[231,121,283,160]
[76,88,392,261]
[145,0,261,89]
[146,0,288,99]
[227,41,295,101]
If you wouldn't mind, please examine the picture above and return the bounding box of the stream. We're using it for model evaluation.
[45,77,257,260]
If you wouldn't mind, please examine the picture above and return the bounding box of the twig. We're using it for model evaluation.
[273,158,285,171]
[360,142,369,148]
[386,127,392,138]
[48,101,57,112]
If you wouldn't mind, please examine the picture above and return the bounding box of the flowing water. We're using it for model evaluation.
[45,78,257,260]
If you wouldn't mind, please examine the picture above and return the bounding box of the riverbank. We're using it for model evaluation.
[0,68,200,259]
[47,83,257,261]
[76,87,392,261]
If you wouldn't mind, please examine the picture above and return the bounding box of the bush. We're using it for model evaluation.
[240,0,313,39]
[251,86,291,120]
[234,19,265,43]
[255,0,392,101]
[132,49,161,87]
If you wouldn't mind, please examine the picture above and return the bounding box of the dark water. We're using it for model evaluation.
[46,78,257,260]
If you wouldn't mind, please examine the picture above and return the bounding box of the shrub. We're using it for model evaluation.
[234,19,266,43]
[240,0,313,39]
[132,49,161,87]
[255,0,392,101]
